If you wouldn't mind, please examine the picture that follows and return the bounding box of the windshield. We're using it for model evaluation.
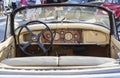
[14,5,110,29]
[68,0,88,3]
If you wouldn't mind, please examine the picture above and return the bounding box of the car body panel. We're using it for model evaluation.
[0,36,15,61]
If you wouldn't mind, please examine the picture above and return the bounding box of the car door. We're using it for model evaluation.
[111,18,120,59]
[0,14,15,61]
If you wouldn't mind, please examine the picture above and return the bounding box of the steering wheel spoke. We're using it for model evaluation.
[38,42,47,53]
[25,26,34,36]
[22,40,32,50]
[38,28,48,37]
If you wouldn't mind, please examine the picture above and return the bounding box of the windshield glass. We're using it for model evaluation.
[14,5,110,29]
[69,0,87,3]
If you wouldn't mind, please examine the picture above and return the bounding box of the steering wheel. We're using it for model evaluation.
[17,21,54,56]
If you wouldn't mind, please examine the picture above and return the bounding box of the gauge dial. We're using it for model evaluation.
[65,33,73,40]
[54,33,60,40]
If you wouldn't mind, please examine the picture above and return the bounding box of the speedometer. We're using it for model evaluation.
[65,32,73,40]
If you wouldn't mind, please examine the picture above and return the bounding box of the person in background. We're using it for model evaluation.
[35,0,41,5]
[0,0,4,15]
[60,0,68,2]
[16,0,21,8]
[46,0,54,3]
[41,0,46,4]
[20,0,28,20]
[4,0,11,12]
[20,0,27,6]
[53,0,61,3]
[12,0,17,10]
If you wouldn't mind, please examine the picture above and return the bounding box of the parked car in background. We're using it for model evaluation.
[101,0,120,21]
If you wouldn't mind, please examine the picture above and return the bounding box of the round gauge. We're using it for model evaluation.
[74,34,78,38]
[54,33,60,40]
[61,31,64,34]
[65,32,73,40]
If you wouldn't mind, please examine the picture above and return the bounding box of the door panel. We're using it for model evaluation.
[0,36,15,61]
[111,36,120,58]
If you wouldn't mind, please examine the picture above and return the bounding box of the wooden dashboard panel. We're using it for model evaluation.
[23,29,108,44]
[23,29,83,44]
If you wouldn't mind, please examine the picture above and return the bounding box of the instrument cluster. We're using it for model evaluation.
[42,29,82,44]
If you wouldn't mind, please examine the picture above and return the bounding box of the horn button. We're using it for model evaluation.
[32,35,38,42]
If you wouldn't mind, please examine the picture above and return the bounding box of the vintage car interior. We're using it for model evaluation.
[0,4,119,69]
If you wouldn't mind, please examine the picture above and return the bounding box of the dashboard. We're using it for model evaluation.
[23,28,108,44]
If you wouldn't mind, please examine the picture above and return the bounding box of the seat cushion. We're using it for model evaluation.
[1,56,58,66]
[1,56,116,66]
[59,56,116,66]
